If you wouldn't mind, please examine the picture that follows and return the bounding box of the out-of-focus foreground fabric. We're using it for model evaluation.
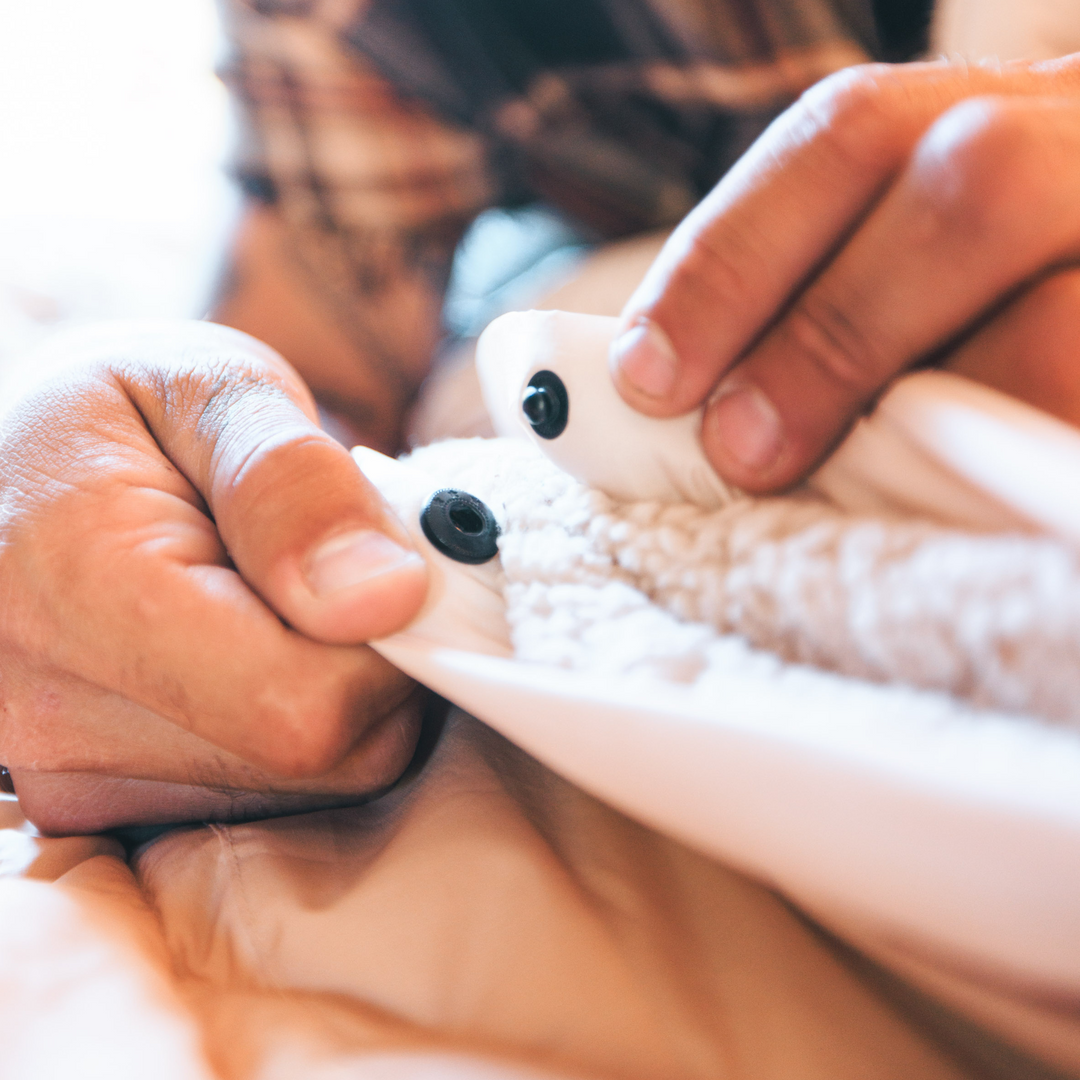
[7,711,1072,1080]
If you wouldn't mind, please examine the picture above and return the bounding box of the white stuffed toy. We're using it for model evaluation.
[363,309,1080,723]
[353,310,1080,994]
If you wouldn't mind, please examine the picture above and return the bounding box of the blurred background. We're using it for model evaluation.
[0,0,591,385]
[0,0,1072,385]
[0,0,232,368]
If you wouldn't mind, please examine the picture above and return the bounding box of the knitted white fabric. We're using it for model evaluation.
[405,437,1080,726]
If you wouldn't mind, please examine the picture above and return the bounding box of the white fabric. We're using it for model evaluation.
[356,307,1080,1019]
[0,725,1001,1080]
[387,435,1080,723]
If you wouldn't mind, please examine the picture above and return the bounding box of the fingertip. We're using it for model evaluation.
[701,377,797,493]
[304,529,422,599]
[609,316,681,414]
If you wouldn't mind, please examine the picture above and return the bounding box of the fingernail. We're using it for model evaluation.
[305,530,423,598]
[610,317,678,400]
[708,380,784,473]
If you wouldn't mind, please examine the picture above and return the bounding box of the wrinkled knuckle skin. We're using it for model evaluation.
[164,363,284,442]
[117,350,298,465]
[287,662,418,781]
[239,705,354,780]
[244,672,404,781]
[674,227,760,322]
[782,297,888,397]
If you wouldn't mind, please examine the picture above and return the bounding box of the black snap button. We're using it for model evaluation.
[522,369,569,439]
[420,489,500,564]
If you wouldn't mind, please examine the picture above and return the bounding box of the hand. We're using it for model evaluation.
[0,321,429,834]
[610,55,1080,491]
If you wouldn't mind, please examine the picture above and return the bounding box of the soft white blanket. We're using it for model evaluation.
[403,436,1080,725]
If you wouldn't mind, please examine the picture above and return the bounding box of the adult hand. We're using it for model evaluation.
[0,321,429,834]
[610,55,1080,492]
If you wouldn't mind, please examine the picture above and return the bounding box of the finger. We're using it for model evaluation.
[698,95,1080,490]
[945,266,1080,427]
[4,675,427,835]
[610,57,1080,419]
[116,321,429,644]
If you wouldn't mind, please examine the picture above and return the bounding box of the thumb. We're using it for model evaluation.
[121,322,428,644]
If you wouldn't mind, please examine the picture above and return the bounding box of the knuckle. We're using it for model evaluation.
[112,335,305,453]
[794,63,912,171]
[277,660,415,780]
[163,368,322,501]
[245,666,395,780]
[676,223,761,316]
[249,705,354,779]
[165,362,283,439]
[782,296,888,396]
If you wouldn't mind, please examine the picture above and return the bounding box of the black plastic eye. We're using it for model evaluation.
[420,489,500,564]
[522,370,568,439]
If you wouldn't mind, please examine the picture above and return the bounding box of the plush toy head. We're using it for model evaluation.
[476,309,735,509]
